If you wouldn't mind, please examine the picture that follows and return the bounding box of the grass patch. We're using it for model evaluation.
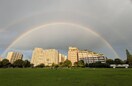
[0,68,132,86]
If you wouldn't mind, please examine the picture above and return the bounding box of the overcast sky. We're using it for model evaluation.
[0,0,132,60]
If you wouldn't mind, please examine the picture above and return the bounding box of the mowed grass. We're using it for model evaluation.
[0,68,132,86]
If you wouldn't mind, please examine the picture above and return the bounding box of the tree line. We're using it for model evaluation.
[33,58,130,68]
[0,49,131,68]
[0,59,31,68]
[0,58,130,68]
[87,49,132,68]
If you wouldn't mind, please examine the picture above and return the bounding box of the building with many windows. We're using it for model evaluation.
[6,52,23,64]
[31,48,66,66]
[32,47,106,66]
[68,47,106,66]
[43,49,59,66]
[68,47,79,66]
[78,50,106,64]
[31,48,44,66]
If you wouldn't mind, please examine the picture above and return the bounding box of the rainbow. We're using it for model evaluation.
[2,22,120,58]
[1,10,104,32]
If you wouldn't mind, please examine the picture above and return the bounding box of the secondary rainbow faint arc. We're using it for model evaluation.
[2,22,120,58]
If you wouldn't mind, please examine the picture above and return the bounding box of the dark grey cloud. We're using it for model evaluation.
[0,0,132,59]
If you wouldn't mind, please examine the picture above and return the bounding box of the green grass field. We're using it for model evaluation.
[0,68,132,86]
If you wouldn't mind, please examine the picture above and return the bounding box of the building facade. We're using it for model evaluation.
[7,52,23,64]
[31,47,106,66]
[0,57,2,61]
[78,50,106,64]
[31,48,60,66]
[43,49,59,66]
[68,47,79,66]
[31,48,45,66]
[68,47,106,66]
[59,54,67,63]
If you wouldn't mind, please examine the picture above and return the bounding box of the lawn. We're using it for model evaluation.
[0,68,132,86]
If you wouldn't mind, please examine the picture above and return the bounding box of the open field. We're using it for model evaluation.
[0,68,132,86]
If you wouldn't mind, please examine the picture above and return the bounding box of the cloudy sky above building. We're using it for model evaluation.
[0,0,132,59]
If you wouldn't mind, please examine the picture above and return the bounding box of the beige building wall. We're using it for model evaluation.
[78,51,88,58]
[7,52,23,64]
[68,47,78,66]
[64,56,67,61]
[31,48,45,66]
[59,54,62,63]
[68,47,106,65]
[0,57,2,61]
[44,49,59,66]
[78,50,106,64]
[59,54,67,63]
[31,48,59,66]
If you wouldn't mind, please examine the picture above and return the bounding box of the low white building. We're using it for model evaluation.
[110,64,129,68]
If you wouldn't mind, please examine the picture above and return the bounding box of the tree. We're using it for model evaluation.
[74,62,78,67]
[22,60,31,68]
[0,61,2,68]
[78,60,85,67]
[129,58,132,66]
[58,62,64,67]
[126,49,132,66]
[114,58,123,65]
[51,63,59,69]
[85,63,89,67]
[106,59,114,64]
[30,63,34,68]
[126,49,131,62]
[35,63,45,68]
[88,61,109,68]
[51,63,55,67]
[13,59,24,68]
[63,59,72,68]
[1,59,11,68]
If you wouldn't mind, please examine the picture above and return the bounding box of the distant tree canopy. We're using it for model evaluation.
[78,60,85,67]
[0,61,2,67]
[1,59,10,68]
[88,61,109,68]
[58,62,64,67]
[74,62,78,67]
[63,59,72,67]
[106,59,114,64]
[35,63,45,68]
[114,58,123,64]
[13,59,24,68]
[23,60,31,68]
[126,49,132,66]
[73,60,85,67]
[51,63,59,69]
[0,59,31,68]
[106,58,125,65]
